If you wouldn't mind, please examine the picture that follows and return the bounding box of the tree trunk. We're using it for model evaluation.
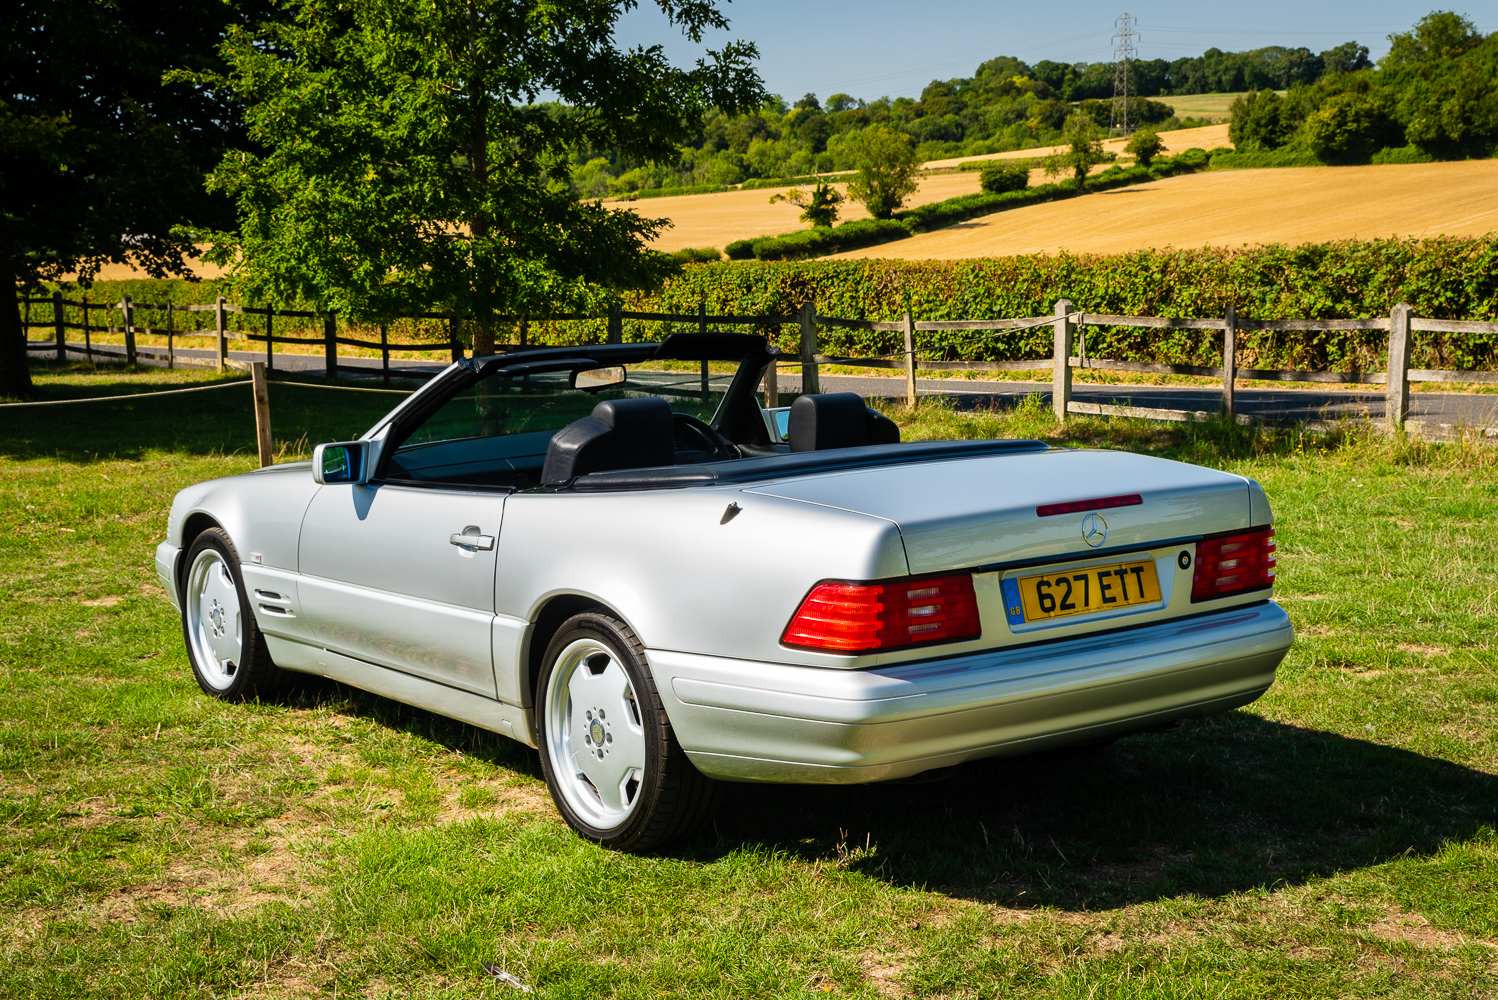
[472,325,495,355]
[0,250,35,398]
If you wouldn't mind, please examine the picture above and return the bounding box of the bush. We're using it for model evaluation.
[1124,127,1164,167]
[979,163,1029,194]
[1209,148,1324,169]
[671,247,722,264]
[1371,145,1434,164]
[724,239,758,261]
[747,218,909,261]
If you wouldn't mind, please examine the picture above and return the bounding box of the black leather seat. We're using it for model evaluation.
[787,393,901,452]
[541,397,676,483]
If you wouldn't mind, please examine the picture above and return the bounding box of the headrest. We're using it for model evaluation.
[787,393,901,452]
[541,396,676,484]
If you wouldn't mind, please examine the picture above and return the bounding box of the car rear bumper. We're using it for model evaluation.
[651,601,1292,784]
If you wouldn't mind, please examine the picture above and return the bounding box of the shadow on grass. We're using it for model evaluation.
[694,711,1498,910]
[1,362,407,462]
[269,673,1498,912]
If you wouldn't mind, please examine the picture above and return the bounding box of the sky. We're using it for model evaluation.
[613,1,1496,103]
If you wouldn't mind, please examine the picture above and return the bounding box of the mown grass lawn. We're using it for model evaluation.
[2,362,1496,999]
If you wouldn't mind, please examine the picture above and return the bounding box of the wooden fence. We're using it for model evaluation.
[20,293,1498,432]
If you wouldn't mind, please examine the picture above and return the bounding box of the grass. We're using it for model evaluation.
[3,363,1497,997]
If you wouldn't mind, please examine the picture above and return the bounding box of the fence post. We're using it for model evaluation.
[121,294,136,365]
[1221,304,1236,419]
[166,302,175,369]
[902,311,917,406]
[380,323,390,387]
[449,316,462,361]
[82,294,94,366]
[763,355,778,409]
[251,361,273,468]
[215,295,228,371]
[323,312,337,381]
[520,314,528,349]
[799,301,820,395]
[265,309,274,371]
[53,291,65,362]
[607,303,622,345]
[1387,301,1412,433]
[698,302,709,399]
[1052,299,1074,422]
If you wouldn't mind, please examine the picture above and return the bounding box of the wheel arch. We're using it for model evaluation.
[177,512,225,591]
[524,593,634,735]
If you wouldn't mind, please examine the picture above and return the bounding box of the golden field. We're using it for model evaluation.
[826,159,1498,260]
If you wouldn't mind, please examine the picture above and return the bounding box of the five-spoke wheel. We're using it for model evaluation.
[536,611,715,850]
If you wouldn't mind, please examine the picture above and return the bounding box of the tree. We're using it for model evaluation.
[1383,12,1482,69]
[1043,114,1106,188]
[843,127,919,219]
[1,0,265,398]
[1300,93,1383,161]
[1229,90,1293,150]
[769,179,843,228]
[1124,127,1163,167]
[191,0,764,354]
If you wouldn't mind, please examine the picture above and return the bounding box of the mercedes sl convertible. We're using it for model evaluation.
[155,333,1293,850]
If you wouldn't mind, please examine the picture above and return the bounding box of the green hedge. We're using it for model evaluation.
[615,237,1498,373]
[32,237,1498,373]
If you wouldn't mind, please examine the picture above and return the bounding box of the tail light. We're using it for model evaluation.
[1191,527,1276,603]
[782,572,981,652]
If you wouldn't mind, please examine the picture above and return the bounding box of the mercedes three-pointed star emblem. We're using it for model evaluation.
[1081,512,1108,547]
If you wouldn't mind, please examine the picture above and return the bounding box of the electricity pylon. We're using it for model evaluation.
[1111,13,1139,136]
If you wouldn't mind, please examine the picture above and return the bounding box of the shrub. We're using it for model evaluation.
[1209,148,1323,169]
[724,239,758,261]
[978,163,1029,194]
[671,247,722,264]
[1124,127,1164,167]
[1371,145,1434,164]
[748,219,909,261]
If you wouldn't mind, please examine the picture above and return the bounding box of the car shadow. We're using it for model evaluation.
[684,712,1498,910]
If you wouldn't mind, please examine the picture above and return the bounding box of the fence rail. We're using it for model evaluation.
[19,292,1498,431]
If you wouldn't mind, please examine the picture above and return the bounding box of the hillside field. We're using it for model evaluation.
[828,159,1498,261]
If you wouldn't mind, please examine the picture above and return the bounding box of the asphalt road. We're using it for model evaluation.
[31,342,1498,429]
[776,372,1498,429]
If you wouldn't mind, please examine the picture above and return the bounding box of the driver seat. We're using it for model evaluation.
[541,397,676,484]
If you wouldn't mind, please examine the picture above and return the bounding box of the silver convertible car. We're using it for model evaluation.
[156,333,1293,850]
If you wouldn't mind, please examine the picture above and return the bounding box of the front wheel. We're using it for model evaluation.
[536,611,715,851]
[181,527,288,701]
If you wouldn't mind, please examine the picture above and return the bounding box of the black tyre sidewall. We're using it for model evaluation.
[180,528,276,701]
[536,612,699,851]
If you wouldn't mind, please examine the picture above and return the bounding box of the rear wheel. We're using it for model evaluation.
[181,528,288,701]
[536,611,715,851]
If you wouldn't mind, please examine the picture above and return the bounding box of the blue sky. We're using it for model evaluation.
[614,1,1495,103]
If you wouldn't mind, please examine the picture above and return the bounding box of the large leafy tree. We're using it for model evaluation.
[1,1,263,398]
[842,127,918,220]
[192,0,764,352]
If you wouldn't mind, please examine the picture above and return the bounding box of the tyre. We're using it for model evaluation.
[180,527,288,701]
[536,611,715,851]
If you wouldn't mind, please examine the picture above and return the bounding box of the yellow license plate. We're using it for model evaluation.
[1011,559,1162,623]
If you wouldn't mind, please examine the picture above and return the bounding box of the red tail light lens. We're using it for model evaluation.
[1191,527,1276,603]
[782,573,981,652]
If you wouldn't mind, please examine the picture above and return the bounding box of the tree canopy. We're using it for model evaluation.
[1,0,266,397]
[190,0,764,348]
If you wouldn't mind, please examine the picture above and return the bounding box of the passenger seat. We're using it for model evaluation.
[541,397,675,483]
[787,393,901,452]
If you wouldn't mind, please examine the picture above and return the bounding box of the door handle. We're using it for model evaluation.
[449,526,495,550]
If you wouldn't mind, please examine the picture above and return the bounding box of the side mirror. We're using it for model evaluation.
[313,441,370,485]
[571,366,627,392]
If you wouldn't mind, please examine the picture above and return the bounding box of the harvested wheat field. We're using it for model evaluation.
[921,123,1231,170]
[828,159,1498,261]
[637,170,991,252]
[638,124,1231,252]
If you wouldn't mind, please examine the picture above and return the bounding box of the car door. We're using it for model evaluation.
[297,481,504,697]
